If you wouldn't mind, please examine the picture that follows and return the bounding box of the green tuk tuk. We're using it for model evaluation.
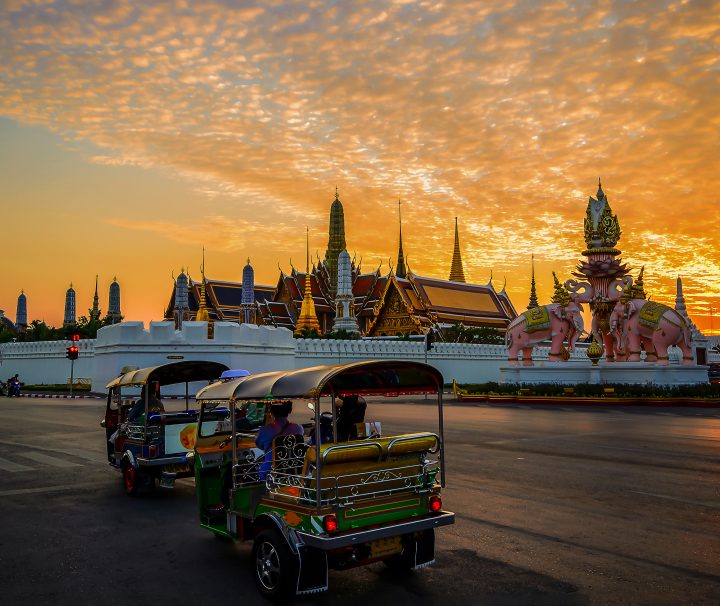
[192,360,455,597]
[102,360,228,495]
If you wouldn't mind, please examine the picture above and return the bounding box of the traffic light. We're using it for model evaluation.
[66,345,79,360]
[72,333,80,342]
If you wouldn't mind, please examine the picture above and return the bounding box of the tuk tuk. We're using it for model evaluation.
[193,360,455,597]
[102,360,229,495]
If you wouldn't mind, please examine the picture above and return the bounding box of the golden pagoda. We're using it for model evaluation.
[294,227,322,335]
[196,249,210,322]
[449,217,466,282]
[396,199,407,279]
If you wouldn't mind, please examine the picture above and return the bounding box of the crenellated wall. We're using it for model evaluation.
[0,339,96,385]
[1,321,716,394]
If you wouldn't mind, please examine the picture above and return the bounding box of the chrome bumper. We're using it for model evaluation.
[296,511,455,550]
[135,455,189,466]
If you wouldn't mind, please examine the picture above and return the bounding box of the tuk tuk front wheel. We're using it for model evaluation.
[252,529,298,598]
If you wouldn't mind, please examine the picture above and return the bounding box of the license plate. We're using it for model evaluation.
[369,536,402,559]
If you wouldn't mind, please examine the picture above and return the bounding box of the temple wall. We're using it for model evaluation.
[0,321,715,394]
[0,339,96,385]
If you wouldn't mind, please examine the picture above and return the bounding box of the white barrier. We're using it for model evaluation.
[1,322,717,393]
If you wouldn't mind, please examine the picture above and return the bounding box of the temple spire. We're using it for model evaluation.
[91,274,100,320]
[295,227,321,335]
[449,217,466,282]
[396,199,407,279]
[196,248,210,322]
[527,255,539,309]
[324,188,347,295]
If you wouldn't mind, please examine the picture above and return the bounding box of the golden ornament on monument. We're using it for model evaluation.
[587,337,603,366]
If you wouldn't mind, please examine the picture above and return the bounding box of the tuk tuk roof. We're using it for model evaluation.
[106,360,229,389]
[195,360,443,402]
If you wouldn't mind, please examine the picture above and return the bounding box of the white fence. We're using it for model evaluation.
[1,323,717,393]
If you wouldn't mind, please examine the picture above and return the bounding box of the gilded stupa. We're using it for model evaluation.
[295,227,322,335]
[196,249,210,322]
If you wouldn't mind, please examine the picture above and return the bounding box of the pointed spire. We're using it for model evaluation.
[527,255,539,309]
[295,227,321,335]
[324,188,347,295]
[396,199,407,279]
[596,177,604,200]
[675,274,687,315]
[196,248,210,322]
[91,274,100,320]
[449,217,466,282]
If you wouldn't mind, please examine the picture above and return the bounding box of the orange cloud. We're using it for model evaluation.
[0,0,718,331]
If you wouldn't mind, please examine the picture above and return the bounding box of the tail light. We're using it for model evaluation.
[323,514,338,533]
[428,495,442,513]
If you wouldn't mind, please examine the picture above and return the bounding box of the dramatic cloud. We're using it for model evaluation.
[1,0,718,328]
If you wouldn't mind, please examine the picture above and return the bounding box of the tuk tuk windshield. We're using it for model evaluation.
[198,401,268,438]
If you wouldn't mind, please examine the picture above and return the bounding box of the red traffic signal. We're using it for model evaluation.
[66,346,79,360]
[72,333,81,342]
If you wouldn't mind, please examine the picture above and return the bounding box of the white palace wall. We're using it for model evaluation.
[1,322,716,393]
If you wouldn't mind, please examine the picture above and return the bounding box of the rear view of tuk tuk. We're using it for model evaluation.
[193,360,455,597]
[102,360,228,495]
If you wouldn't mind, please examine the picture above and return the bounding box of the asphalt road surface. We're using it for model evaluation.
[1,396,719,605]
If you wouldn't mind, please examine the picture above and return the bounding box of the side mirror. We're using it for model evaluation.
[100,419,107,429]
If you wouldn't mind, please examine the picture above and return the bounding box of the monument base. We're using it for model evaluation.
[499,362,709,386]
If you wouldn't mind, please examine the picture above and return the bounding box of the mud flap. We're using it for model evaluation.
[413,529,435,569]
[296,545,328,595]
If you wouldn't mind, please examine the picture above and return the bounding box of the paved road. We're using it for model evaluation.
[0,396,719,605]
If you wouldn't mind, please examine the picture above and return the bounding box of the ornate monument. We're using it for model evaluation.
[332,250,360,334]
[108,277,121,323]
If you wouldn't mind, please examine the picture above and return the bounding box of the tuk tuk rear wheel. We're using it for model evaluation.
[252,529,298,598]
[122,463,140,496]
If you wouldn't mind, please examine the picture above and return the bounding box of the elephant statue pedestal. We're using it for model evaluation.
[499,362,709,386]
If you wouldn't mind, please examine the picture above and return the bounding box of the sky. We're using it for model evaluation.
[1,0,719,333]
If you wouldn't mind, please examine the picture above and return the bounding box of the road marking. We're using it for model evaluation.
[0,482,100,497]
[0,439,103,461]
[0,457,34,472]
[16,451,82,467]
[486,430,614,445]
[630,490,720,510]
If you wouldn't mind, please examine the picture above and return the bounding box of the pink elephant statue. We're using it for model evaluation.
[609,299,694,365]
[505,302,585,366]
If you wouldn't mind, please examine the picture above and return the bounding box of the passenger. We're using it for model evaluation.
[336,395,367,442]
[255,401,303,479]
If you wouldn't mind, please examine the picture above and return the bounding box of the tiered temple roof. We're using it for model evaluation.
[366,272,517,336]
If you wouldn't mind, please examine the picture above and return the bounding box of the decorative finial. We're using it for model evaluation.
[335,186,339,200]
[306,226,310,273]
[551,271,571,306]
[246,257,250,265]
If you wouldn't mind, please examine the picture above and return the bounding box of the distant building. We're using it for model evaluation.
[163,189,518,336]
[64,284,76,326]
[108,277,121,323]
[16,291,27,332]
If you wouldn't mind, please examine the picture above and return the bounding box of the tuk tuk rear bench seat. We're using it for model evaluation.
[272,433,439,503]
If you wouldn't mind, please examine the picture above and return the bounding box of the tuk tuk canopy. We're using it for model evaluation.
[106,360,229,389]
[195,360,444,402]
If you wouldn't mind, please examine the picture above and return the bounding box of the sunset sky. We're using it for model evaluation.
[1,0,718,333]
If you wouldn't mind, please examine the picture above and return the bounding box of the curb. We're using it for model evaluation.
[17,393,103,400]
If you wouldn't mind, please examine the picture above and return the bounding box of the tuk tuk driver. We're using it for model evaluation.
[128,383,165,422]
[255,401,303,479]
